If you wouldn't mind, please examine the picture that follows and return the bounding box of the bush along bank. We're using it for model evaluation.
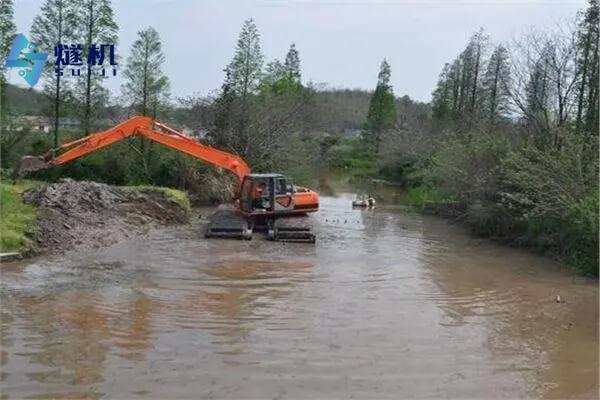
[402,135,599,277]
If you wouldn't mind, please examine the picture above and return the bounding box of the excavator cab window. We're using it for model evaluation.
[275,178,293,195]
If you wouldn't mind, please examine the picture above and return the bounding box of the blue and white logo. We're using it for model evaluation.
[4,33,49,87]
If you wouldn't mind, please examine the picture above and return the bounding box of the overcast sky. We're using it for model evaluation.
[9,0,585,102]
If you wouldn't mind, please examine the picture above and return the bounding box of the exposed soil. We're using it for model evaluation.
[22,178,189,255]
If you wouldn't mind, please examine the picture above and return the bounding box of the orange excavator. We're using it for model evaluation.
[17,116,319,242]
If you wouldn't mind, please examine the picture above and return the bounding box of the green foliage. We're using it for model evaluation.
[0,0,15,74]
[226,18,264,97]
[406,186,453,210]
[365,59,396,152]
[419,133,598,276]
[76,0,119,134]
[30,0,79,146]
[501,135,598,275]
[3,84,47,115]
[431,29,491,132]
[0,180,40,252]
[0,0,16,133]
[325,136,376,175]
[127,185,191,213]
[122,27,170,117]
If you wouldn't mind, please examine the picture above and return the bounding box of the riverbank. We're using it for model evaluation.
[0,179,190,258]
[324,170,598,277]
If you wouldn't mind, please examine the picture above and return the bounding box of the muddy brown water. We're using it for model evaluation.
[1,190,598,399]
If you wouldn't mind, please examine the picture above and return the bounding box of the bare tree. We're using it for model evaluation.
[507,25,579,148]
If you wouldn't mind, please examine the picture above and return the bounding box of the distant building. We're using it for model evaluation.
[9,116,82,133]
[12,115,51,133]
[58,117,81,130]
[342,128,365,138]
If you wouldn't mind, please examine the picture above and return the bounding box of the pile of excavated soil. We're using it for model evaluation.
[22,178,189,255]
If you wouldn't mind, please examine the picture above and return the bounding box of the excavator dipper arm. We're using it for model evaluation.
[22,116,251,182]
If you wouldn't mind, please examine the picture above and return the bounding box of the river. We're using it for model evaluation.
[1,185,598,399]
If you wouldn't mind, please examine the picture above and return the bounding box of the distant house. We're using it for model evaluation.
[10,116,82,133]
[58,118,81,130]
[15,115,51,133]
[342,128,365,138]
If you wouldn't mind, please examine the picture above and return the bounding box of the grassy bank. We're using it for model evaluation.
[127,185,191,214]
[0,180,42,253]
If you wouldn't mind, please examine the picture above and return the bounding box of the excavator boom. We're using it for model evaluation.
[18,116,251,182]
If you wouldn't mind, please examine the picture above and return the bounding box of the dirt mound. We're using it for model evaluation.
[22,178,189,255]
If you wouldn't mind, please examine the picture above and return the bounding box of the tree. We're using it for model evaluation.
[575,0,599,135]
[431,30,489,132]
[365,59,396,153]
[457,29,488,129]
[261,43,303,95]
[120,27,169,179]
[431,63,452,122]
[75,0,118,134]
[525,48,553,144]
[482,45,511,128]
[283,43,301,85]
[121,27,170,117]
[212,18,264,155]
[509,28,579,147]
[30,0,78,148]
[226,18,264,99]
[0,0,16,133]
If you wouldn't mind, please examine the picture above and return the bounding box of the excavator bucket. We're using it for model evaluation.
[14,155,50,178]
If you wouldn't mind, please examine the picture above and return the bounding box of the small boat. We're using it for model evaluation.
[352,197,376,208]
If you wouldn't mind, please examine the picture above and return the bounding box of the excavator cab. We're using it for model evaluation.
[239,174,295,216]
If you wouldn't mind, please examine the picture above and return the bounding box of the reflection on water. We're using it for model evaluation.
[1,187,597,399]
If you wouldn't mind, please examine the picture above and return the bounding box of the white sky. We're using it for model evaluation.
[9,0,585,102]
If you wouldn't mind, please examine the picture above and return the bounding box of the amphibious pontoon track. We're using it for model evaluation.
[205,209,315,243]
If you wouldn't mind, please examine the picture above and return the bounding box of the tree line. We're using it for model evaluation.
[359,1,598,275]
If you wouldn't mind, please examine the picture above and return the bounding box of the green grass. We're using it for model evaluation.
[0,180,43,252]
[126,185,191,213]
[405,185,453,210]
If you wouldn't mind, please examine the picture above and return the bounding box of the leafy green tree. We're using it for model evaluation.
[121,26,170,175]
[283,43,301,84]
[365,59,396,153]
[226,18,264,99]
[0,0,16,133]
[261,43,303,95]
[431,63,452,122]
[482,45,510,128]
[30,0,78,148]
[121,27,170,118]
[75,0,118,134]
[212,18,264,155]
